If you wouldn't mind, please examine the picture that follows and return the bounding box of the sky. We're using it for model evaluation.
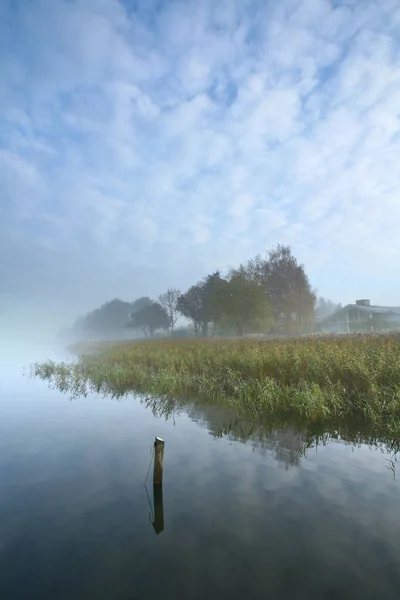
[1,0,400,338]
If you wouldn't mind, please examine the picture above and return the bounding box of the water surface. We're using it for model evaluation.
[1,347,400,599]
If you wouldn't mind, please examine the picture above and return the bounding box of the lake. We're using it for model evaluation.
[1,346,400,599]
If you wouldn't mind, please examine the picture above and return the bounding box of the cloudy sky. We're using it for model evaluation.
[1,0,400,336]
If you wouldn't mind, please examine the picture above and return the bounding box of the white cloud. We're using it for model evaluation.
[1,0,400,331]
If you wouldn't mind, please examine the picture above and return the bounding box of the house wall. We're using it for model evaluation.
[372,313,400,329]
[319,312,350,333]
[319,310,400,333]
[378,313,400,323]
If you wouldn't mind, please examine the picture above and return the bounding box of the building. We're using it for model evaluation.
[317,299,400,333]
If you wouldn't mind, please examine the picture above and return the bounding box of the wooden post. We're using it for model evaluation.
[152,485,164,534]
[153,437,165,486]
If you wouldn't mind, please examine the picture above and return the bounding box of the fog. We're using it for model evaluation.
[1,0,400,346]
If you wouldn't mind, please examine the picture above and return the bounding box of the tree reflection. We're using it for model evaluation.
[33,367,400,472]
[185,404,308,469]
[141,396,400,471]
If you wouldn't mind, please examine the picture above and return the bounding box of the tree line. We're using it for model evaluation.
[126,244,316,338]
[59,245,347,341]
[59,244,347,341]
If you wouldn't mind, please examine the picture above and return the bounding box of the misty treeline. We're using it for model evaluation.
[62,245,339,341]
[315,297,342,321]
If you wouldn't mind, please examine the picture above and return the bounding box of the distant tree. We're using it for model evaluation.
[176,285,205,337]
[81,299,138,336]
[127,301,169,338]
[201,271,227,336]
[176,273,226,337]
[127,297,153,338]
[177,269,272,337]
[69,244,317,339]
[247,245,316,333]
[158,288,181,334]
[129,296,152,315]
[316,297,342,321]
[221,267,271,336]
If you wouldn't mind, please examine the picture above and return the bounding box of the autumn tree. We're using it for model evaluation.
[247,245,316,333]
[221,266,271,336]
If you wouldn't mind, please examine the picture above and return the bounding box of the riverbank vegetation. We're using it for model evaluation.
[32,333,400,434]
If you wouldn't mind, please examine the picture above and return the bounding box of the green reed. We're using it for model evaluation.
[31,334,400,432]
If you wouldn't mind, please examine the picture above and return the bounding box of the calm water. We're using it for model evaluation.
[1,347,400,599]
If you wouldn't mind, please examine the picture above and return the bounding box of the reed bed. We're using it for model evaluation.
[32,334,400,432]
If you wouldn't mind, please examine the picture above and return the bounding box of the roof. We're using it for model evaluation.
[318,303,400,324]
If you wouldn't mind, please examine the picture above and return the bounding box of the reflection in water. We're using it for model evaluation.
[143,440,165,534]
[144,483,165,535]
[152,485,164,534]
[32,364,400,473]
[187,404,308,469]
[1,362,400,599]
[32,358,400,473]
[385,454,398,478]
[142,395,399,473]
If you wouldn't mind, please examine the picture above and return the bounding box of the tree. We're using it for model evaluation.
[127,297,153,339]
[221,267,271,336]
[247,245,316,333]
[176,285,205,337]
[158,288,181,333]
[201,271,227,336]
[129,296,152,315]
[316,297,342,321]
[81,299,139,338]
[127,302,169,338]
[176,272,226,337]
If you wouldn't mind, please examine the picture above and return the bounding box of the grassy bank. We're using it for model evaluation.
[31,334,400,432]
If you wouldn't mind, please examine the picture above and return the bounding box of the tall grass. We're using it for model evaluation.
[31,334,400,433]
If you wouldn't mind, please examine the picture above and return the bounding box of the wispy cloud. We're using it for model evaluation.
[1,0,400,332]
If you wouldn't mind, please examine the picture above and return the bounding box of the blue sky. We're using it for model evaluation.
[1,0,400,335]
